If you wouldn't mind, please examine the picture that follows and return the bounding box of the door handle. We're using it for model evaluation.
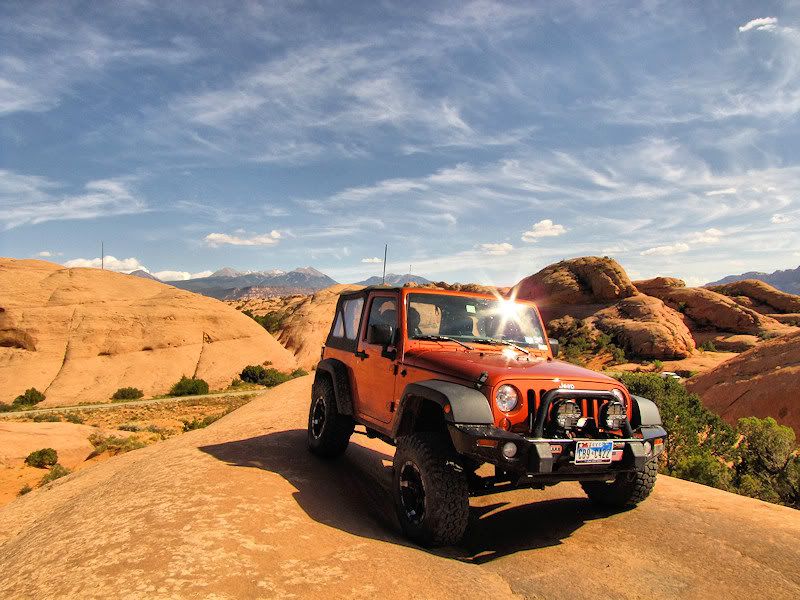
[355,350,369,359]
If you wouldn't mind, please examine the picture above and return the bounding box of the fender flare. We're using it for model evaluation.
[393,379,493,438]
[315,358,353,416]
[631,394,662,427]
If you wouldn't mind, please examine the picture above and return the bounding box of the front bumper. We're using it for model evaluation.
[449,423,667,479]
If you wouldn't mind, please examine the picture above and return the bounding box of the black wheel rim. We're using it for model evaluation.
[310,396,326,439]
[399,461,425,525]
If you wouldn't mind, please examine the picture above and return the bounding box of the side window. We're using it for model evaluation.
[332,312,345,338]
[342,297,364,340]
[365,296,397,337]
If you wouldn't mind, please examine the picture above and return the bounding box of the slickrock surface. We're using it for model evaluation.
[1,377,798,599]
[686,331,800,436]
[0,259,296,405]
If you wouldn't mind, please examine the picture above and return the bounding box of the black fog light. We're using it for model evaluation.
[602,401,627,430]
[555,400,581,429]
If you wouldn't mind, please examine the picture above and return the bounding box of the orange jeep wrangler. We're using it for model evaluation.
[307,286,666,546]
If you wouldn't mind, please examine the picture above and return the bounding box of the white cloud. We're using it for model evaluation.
[705,188,737,196]
[521,219,567,242]
[0,170,146,229]
[34,250,61,258]
[63,255,146,272]
[154,270,213,281]
[203,230,282,247]
[738,17,778,33]
[688,228,723,244]
[479,242,513,256]
[361,257,383,264]
[640,243,690,256]
[771,213,790,224]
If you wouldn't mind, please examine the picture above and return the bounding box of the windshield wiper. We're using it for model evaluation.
[471,337,530,355]
[413,335,474,351]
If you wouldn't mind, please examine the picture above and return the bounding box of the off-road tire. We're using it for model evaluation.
[392,432,469,547]
[581,460,657,508]
[307,375,354,458]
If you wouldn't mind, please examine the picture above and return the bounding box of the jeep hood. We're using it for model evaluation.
[402,348,620,387]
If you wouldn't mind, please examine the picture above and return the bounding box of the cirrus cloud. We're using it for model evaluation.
[204,230,282,247]
[640,242,690,257]
[771,213,790,224]
[738,17,778,33]
[361,257,383,263]
[479,242,513,256]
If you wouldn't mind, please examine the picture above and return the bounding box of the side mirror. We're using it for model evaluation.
[368,323,394,346]
[548,338,560,357]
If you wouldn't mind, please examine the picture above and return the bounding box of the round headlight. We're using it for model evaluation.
[495,385,519,412]
[604,401,627,430]
[555,400,582,429]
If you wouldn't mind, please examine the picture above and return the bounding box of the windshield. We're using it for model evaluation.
[406,293,548,349]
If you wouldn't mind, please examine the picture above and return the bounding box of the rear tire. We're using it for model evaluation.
[392,432,469,547]
[581,460,657,508]
[307,375,354,458]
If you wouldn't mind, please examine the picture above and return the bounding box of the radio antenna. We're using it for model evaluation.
[101,241,104,270]
[382,244,388,285]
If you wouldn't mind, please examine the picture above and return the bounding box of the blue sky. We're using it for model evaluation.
[1,1,799,286]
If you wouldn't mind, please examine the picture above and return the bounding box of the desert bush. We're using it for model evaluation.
[182,413,223,431]
[244,310,287,334]
[230,378,245,388]
[40,464,70,485]
[25,448,58,468]
[169,376,209,396]
[262,368,291,387]
[88,433,147,457]
[64,412,84,424]
[291,368,309,378]
[651,360,664,372]
[32,413,60,422]
[112,387,144,401]
[240,365,267,384]
[0,402,13,413]
[240,365,292,387]
[700,340,717,352]
[618,373,800,508]
[118,423,142,432]
[18,483,33,496]
[12,388,46,408]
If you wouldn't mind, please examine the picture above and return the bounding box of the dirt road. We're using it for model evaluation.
[1,376,798,599]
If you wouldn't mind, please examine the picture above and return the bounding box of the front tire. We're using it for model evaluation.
[581,460,657,508]
[392,433,469,547]
[307,376,354,458]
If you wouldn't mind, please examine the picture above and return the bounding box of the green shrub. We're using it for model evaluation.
[88,433,147,457]
[0,402,13,413]
[12,388,46,408]
[64,412,84,424]
[118,423,142,432]
[262,368,291,387]
[182,413,224,431]
[700,340,717,352]
[112,387,144,401]
[240,365,268,384]
[291,368,309,379]
[40,464,70,485]
[18,483,33,496]
[673,452,732,490]
[244,310,287,333]
[608,344,626,365]
[240,365,292,387]
[169,376,209,396]
[25,448,58,468]
[230,378,245,388]
[652,360,663,372]
[32,413,60,422]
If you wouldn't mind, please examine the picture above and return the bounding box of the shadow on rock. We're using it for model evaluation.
[200,429,605,563]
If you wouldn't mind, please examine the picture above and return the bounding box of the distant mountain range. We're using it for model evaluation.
[357,273,432,286]
[130,269,161,282]
[706,265,800,294]
[168,267,338,300]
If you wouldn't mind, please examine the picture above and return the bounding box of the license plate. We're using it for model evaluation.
[575,440,614,465]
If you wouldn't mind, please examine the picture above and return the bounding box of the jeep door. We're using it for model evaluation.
[354,292,399,424]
